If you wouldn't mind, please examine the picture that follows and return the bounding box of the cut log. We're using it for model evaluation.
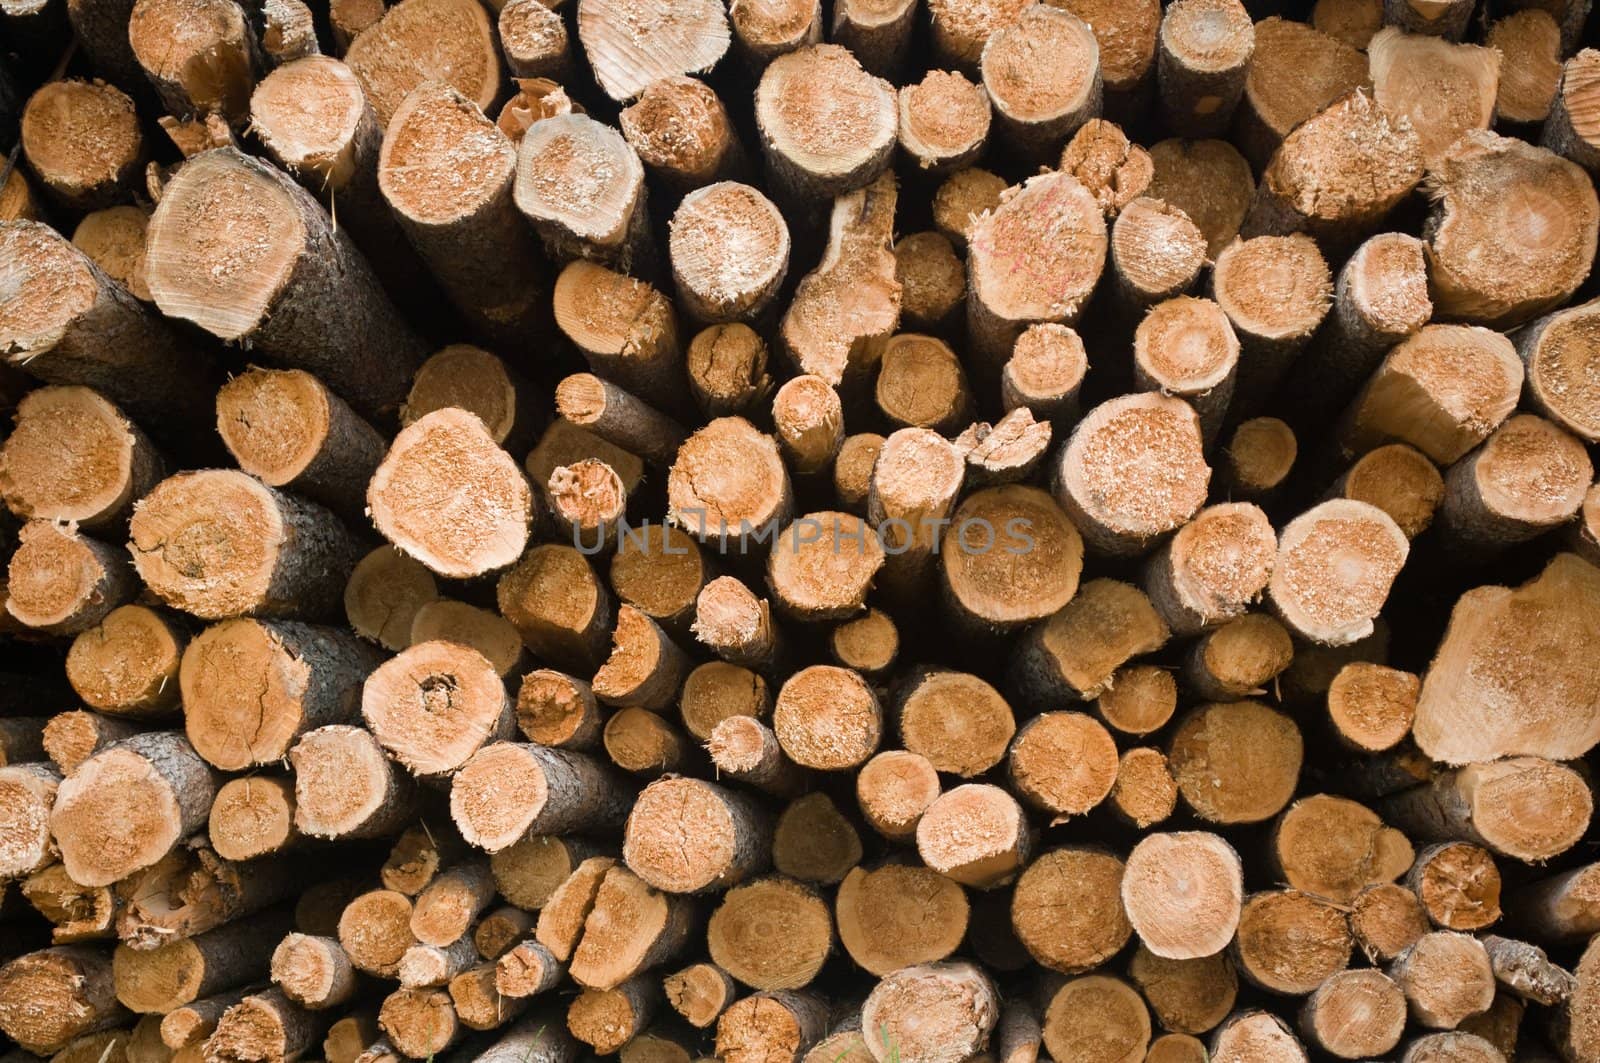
[1331,444,1446,540]
[832,0,915,76]
[272,934,357,1010]
[779,172,900,387]
[377,986,458,1058]
[716,990,829,1063]
[1326,662,1417,752]
[1209,233,1331,415]
[1108,747,1178,829]
[71,206,151,302]
[1412,553,1600,764]
[1059,120,1153,220]
[1012,848,1130,974]
[679,662,769,744]
[576,0,728,103]
[1181,613,1294,701]
[1369,30,1498,168]
[693,576,785,674]
[5,521,135,635]
[1543,48,1600,173]
[343,547,437,654]
[765,513,883,621]
[49,731,215,887]
[1408,842,1503,931]
[1299,969,1406,1059]
[914,783,1031,889]
[1145,138,1254,259]
[619,77,746,193]
[397,936,479,988]
[404,345,543,457]
[892,668,1013,779]
[1000,324,1087,424]
[535,856,615,963]
[208,774,297,860]
[772,792,860,886]
[1110,199,1206,318]
[669,182,789,325]
[939,485,1082,636]
[1352,882,1431,963]
[0,761,58,879]
[1505,864,1600,942]
[1439,414,1593,554]
[146,149,424,416]
[361,640,514,779]
[1052,394,1209,557]
[896,70,989,173]
[727,0,819,66]
[1156,0,1255,137]
[19,79,142,211]
[932,166,1006,249]
[343,0,499,126]
[112,910,291,1014]
[1515,296,1600,444]
[772,664,882,771]
[1267,499,1408,646]
[1337,324,1523,465]
[290,725,416,841]
[1233,889,1353,994]
[0,221,216,430]
[604,707,691,775]
[1170,701,1303,824]
[980,6,1101,159]
[1122,832,1243,960]
[1006,711,1117,818]
[1209,1011,1306,1062]
[451,743,629,851]
[553,260,685,406]
[514,113,651,271]
[967,171,1107,364]
[835,863,965,976]
[127,0,257,122]
[1389,931,1495,1029]
[1488,10,1562,125]
[338,890,416,978]
[498,0,570,80]
[862,963,999,1063]
[1143,502,1274,637]
[494,939,563,998]
[707,876,829,990]
[0,947,126,1054]
[755,44,896,201]
[1423,130,1598,328]
[874,335,971,434]
[664,963,734,1028]
[514,670,601,751]
[1236,19,1368,169]
[923,0,1028,70]
[1010,579,1169,705]
[1127,946,1235,1037]
[894,232,964,333]
[624,777,771,894]
[498,544,616,672]
[772,374,844,476]
[686,324,771,417]
[1040,975,1150,1063]
[567,978,657,1053]
[1401,1032,1505,1062]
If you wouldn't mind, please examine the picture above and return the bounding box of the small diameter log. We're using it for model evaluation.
[0,947,125,1054]
[473,906,535,961]
[1275,793,1413,904]
[714,991,827,1063]
[325,1013,381,1063]
[1352,883,1431,964]
[1440,414,1592,557]
[338,890,416,979]
[1122,832,1243,960]
[161,988,254,1051]
[833,434,882,516]
[146,148,424,415]
[866,428,962,599]
[861,963,998,1063]
[576,0,728,102]
[1324,662,1417,753]
[625,777,772,894]
[514,113,652,270]
[381,822,471,897]
[48,731,214,887]
[779,172,900,387]
[1157,0,1254,137]
[620,77,746,193]
[1127,947,1235,1037]
[687,324,771,417]
[545,459,627,554]
[773,792,859,886]
[72,206,152,301]
[1235,18,1367,169]
[755,44,895,201]
[449,963,521,1029]
[1479,935,1575,1005]
[874,335,972,434]
[1338,325,1523,465]
[1108,747,1178,829]
[113,910,292,1015]
[1010,579,1169,705]
[592,606,691,713]
[1182,613,1293,702]
[0,762,58,879]
[208,775,297,861]
[0,222,215,430]
[1147,1034,1208,1063]
[1488,11,1562,126]
[1390,931,1496,1029]
[1386,758,1592,863]
[665,963,735,1028]
[709,716,803,797]
[568,978,658,1053]
[126,0,257,120]
[828,0,913,76]
[361,641,514,780]
[1409,842,1503,931]
[1170,701,1302,825]
[693,576,785,674]
[409,601,524,679]
[1267,500,1408,646]
[667,416,792,547]
[1001,324,1087,424]
[1011,848,1131,975]
[495,939,564,998]
[20,79,142,211]
[1299,969,1407,1059]
[1040,975,1150,1063]
[932,167,1006,249]
[1233,889,1353,994]
[1403,1032,1506,1063]
[1506,864,1600,942]
[1544,49,1600,174]
[728,0,820,67]
[369,408,532,579]
[498,545,615,673]
[980,6,1101,160]
[5,522,135,635]
[1412,554,1600,765]
[967,171,1108,365]
[215,370,382,524]
[855,750,939,840]
[343,547,437,654]
[707,877,830,990]
[1143,503,1274,637]
[1219,418,1296,502]
[515,670,602,751]
[410,863,497,951]
[953,409,1054,487]
[553,260,684,406]
[680,661,770,742]
[915,783,1031,889]
[1146,138,1254,259]
[404,345,543,458]
[894,232,964,334]
[181,619,380,771]
[1331,444,1446,543]
[289,725,416,841]
[773,664,883,771]
[377,987,458,1059]
[1110,199,1206,317]
[896,71,989,173]
[452,743,629,852]
[273,934,356,1010]
[397,936,478,988]
[894,669,1014,779]
[1059,120,1154,221]
[771,376,844,478]
[1129,297,1238,440]
[1052,393,1210,557]
[610,523,709,636]
[1424,130,1598,328]
[1210,1011,1306,1062]
[669,182,789,325]
[765,513,884,622]
[498,0,570,79]
[260,0,319,62]
[1007,712,1118,819]
[1209,233,1331,415]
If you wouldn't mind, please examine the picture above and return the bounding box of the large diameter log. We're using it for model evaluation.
[129,469,359,621]
[1514,296,1600,444]
[145,148,425,416]
[1413,553,1600,764]
[49,731,216,887]
[113,911,291,1013]
[0,221,215,430]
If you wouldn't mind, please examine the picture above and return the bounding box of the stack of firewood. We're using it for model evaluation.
[1,0,1599,1059]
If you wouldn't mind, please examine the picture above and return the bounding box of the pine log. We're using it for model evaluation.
[5,521,135,635]
[980,6,1100,160]
[19,79,142,211]
[1352,882,1431,963]
[207,775,297,861]
[498,0,571,80]
[1390,931,1496,1029]
[272,934,356,1010]
[772,664,882,770]
[497,544,616,672]
[1514,296,1600,443]
[1268,500,1408,646]
[932,167,1006,249]
[663,963,735,1028]
[1145,138,1254,259]
[452,743,629,851]
[1122,832,1243,960]
[1011,848,1130,974]
[1156,0,1254,137]
[686,324,771,417]
[289,725,416,841]
[896,70,989,173]
[567,978,657,1053]
[1110,199,1206,318]
[0,947,126,1054]
[126,0,258,122]
[1506,864,1600,943]
[1232,889,1352,994]
[1543,48,1600,173]
[669,182,789,325]
[1181,613,1294,701]
[1040,975,1149,1063]
[1209,1011,1305,1062]
[1408,842,1503,931]
[343,547,438,654]
[514,113,652,271]
[619,77,746,193]
[71,206,151,302]
[113,910,291,1014]
[1007,712,1117,818]
[343,0,499,126]
[623,777,772,894]
[338,890,416,978]
[915,783,1030,889]
[0,761,58,879]
[1009,579,1169,705]
[1000,324,1087,425]
[727,0,820,67]
[1488,10,1563,125]
[553,261,685,407]
[1236,19,1368,169]
[755,44,895,201]
[1127,946,1235,1037]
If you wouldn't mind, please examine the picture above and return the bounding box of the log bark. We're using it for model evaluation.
[1543,48,1600,174]
[127,0,259,122]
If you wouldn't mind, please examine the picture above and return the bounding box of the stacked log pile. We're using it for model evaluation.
[1,0,1599,1060]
